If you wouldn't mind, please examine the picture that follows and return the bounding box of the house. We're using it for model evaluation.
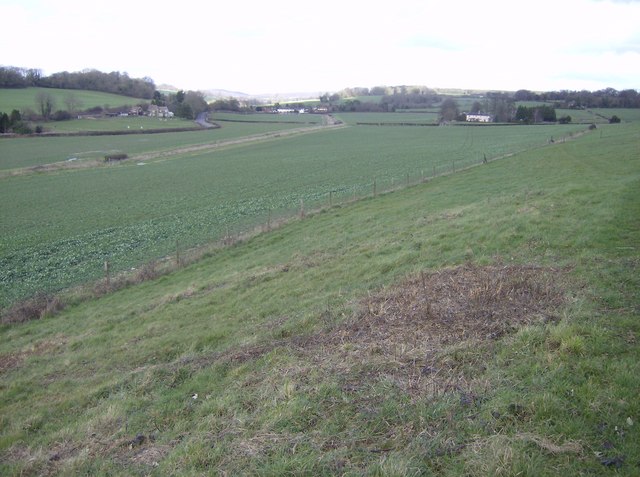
[129,106,143,116]
[148,105,174,118]
[465,113,492,123]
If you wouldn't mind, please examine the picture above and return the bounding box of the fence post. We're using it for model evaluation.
[104,260,110,289]
[176,240,180,265]
[453,160,456,173]
[299,198,305,218]
[329,190,333,207]
[373,178,377,197]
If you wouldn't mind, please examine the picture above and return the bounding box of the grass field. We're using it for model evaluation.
[0,122,637,475]
[0,123,587,307]
[0,121,312,171]
[210,112,323,124]
[39,117,200,133]
[335,112,439,125]
[0,87,148,113]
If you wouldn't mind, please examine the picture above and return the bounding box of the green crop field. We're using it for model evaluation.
[0,121,637,476]
[1,122,588,307]
[0,121,313,171]
[0,87,148,113]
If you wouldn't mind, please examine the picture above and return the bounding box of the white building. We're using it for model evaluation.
[465,113,492,123]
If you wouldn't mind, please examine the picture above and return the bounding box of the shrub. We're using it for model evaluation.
[52,110,72,121]
[104,153,128,162]
[558,115,572,124]
[609,115,621,124]
[1,293,64,324]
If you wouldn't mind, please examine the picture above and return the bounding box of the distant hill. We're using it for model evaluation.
[0,87,149,113]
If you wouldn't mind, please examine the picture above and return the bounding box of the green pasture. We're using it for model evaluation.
[38,116,199,133]
[210,112,323,124]
[1,122,587,306]
[0,121,310,171]
[335,111,439,125]
[0,87,148,113]
[0,122,638,475]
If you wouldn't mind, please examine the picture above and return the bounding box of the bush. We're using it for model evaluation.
[52,110,72,121]
[104,153,128,162]
[609,115,621,124]
[558,115,572,124]
[1,293,64,324]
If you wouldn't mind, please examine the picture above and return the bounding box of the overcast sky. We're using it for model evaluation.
[2,0,639,94]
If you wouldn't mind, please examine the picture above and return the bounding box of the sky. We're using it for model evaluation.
[1,0,639,95]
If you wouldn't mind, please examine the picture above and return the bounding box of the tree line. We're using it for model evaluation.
[515,88,640,109]
[0,66,155,99]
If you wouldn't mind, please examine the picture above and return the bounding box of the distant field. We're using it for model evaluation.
[210,112,323,124]
[0,122,588,306]
[0,87,148,113]
[40,116,199,133]
[0,121,310,171]
[335,112,439,125]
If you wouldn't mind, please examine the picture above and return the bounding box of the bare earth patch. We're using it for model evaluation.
[222,263,565,397]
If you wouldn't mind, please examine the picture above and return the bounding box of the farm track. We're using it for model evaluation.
[0,116,346,178]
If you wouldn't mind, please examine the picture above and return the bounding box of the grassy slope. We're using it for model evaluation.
[0,124,585,307]
[0,87,148,113]
[1,123,638,475]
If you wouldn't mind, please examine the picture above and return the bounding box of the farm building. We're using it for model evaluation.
[465,113,492,122]
[148,105,174,118]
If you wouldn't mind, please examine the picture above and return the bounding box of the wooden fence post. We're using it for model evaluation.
[104,260,110,288]
[299,198,305,218]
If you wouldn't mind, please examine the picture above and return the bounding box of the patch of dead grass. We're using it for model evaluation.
[212,264,565,398]
[0,334,67,374]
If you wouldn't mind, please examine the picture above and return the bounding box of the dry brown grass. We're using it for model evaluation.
[1,293,65,324]
[209,263,565,399]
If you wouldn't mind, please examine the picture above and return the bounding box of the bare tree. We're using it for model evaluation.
[35,91,56,119]
[64,92,83,115]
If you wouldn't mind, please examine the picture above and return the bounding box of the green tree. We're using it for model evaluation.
[152,90,166,106]
[0,112,9,133]
[9,109,21,124]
